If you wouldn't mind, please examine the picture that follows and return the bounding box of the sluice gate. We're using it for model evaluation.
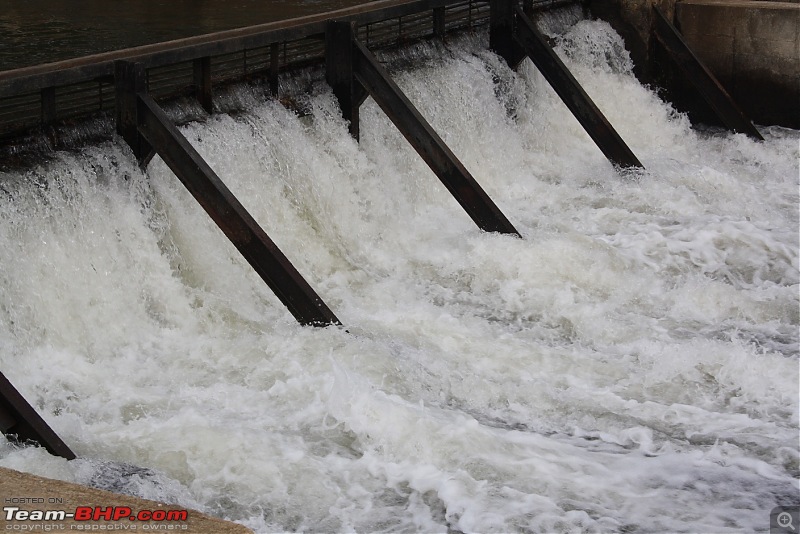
[0,0,762,457]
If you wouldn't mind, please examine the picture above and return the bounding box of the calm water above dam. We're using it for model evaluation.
[0,0,370,70]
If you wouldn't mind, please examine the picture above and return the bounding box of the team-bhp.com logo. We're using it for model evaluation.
[4,505,189,530]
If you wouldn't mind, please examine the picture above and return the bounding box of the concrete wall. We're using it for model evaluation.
[676,0,800,128]
[588,0,800,128]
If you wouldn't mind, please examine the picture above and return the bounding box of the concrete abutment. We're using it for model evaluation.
[588,0,799,128]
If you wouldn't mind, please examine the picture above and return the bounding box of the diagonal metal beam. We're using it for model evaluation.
[651,6,762,141]
[135,92,341,326]
[511,6,644,169]
[335,24,520,236]
[116,59,340,326]
[0,371,76,460]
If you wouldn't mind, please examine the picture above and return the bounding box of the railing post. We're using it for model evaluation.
[114,60,154,167]
[115,60,340,326]
[193,56,213,114]
[325,20,368,140]
[324,22,519,235]
[40,87,56,125]
[490,0,525,68]
[433,7,446,38]
[269,42,281,96]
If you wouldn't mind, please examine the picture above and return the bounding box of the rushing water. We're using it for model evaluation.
[0,18,798,533]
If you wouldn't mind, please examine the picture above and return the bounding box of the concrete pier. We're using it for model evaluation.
[676,0,800,128]
[588,0,800,128]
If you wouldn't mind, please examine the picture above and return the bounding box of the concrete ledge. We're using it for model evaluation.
[677,0,800,127]
[677,0,799,9]
[588,0,799,128]
[0,467,252,533]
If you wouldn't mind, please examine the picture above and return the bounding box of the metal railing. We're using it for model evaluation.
[0,0,579,145]
[0,0,495,143]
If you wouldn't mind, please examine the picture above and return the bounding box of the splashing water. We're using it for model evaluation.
[0,20,798,533]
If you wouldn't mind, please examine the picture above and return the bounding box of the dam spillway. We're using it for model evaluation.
[0,1,798,532]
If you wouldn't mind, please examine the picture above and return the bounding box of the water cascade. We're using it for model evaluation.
[0,20,798,533]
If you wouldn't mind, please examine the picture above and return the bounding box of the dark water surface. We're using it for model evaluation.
[0,0,370,71]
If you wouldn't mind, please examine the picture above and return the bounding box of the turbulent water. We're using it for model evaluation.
[1,18,798,534]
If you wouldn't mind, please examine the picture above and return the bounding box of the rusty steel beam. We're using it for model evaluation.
[339,23,520,236]
[0,372,76,460]
[512,6,644,169]
[651,6,762,141]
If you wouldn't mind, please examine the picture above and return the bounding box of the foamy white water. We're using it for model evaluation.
[1,19,798,533]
